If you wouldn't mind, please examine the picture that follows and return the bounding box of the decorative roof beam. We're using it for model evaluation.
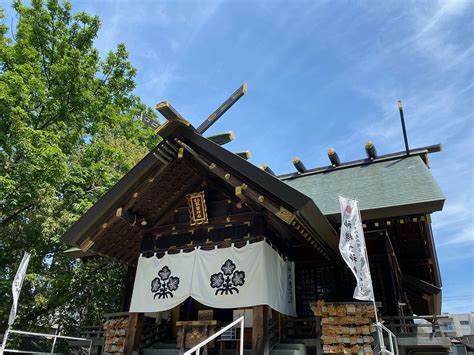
[116,208,147,226]
[259,163,275,176]
[206,131,235,145]
[152,213,255,235]
[156,100,186,121]
[327,148,341,167]
[235,151,251,160]
[365,141,378,160]
[292,157,307,173]
[79,211,122,252]
[140,112,161,132]
[196,83,247,134]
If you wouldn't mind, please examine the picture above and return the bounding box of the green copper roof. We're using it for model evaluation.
[282,155,445,218]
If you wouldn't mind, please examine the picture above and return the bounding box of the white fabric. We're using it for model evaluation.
[339,196,375,301]
[9,252,31,325]
[129,241,296,316]
[130,250,196,312]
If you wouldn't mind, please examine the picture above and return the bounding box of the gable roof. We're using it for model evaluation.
[282,153,445,222]
[62,111,445,264]
[62,121,340,263]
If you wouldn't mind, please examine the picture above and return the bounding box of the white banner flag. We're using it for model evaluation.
[9,252,31,326]
[339,196,374,301]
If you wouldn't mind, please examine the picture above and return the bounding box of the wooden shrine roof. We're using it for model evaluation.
[61,115,445,268]
[62,120,340,264]
[282,153,445,223]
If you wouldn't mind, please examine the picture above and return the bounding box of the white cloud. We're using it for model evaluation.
[437,225,474,247]
[75,0,224,107]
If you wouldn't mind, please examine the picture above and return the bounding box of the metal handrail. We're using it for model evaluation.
[1,329,92,355]
[377,322,399,355]
[184,316,244,355]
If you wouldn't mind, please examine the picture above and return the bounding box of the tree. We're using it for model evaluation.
[0,0,160,336]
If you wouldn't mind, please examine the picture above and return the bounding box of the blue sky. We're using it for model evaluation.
[3,0,473,313]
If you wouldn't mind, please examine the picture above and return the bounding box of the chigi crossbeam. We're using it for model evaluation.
[140,83,247,139]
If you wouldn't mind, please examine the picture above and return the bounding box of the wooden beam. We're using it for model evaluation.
[252,305,268,355]
[403,274,441,295]
[206,131,235,145]
[259,163,275,176]
[140,112,161,132]
[156,100,186,121]
[123,312,144,354]
[152,212,255,234]
[235,150,251,160]
[292,157,307,173]
[154,236,263,254]
[197,83,247,134]
[116,207,140,225]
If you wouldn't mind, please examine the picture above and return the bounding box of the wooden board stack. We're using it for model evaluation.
[103,316,129,354]
[310,300,377,355]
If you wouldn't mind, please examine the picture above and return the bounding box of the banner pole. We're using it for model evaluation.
[355,198,387,354]
[1,326,10,353]
[362,229,387,353]
[372,299,387,354]
[50,330,59,354]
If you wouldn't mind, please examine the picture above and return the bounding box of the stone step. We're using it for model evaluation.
[274,343,307,355]
[143,343,306,355]
[270,349,299,355]
[142,349,252,355]
[142,349,180,355]
[151,342,178,349]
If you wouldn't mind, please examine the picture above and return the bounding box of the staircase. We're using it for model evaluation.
[142,342,307,355]
[271,343,307,355]
[142,341,181,355]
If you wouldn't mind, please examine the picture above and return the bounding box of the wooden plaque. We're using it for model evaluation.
[186,191,209,226]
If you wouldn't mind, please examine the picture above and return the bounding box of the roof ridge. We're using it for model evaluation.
[279,144,441,181]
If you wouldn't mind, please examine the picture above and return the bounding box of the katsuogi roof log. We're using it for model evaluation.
[205,131,235,145]
[365,141,377,160]
[292,157,307,173]
[327,148,341,167]
[259,163,275,176]
[235,151,251,160]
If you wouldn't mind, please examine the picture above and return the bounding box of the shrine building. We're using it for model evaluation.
[62,89,449,355]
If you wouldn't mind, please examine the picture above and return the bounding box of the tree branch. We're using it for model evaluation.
[0,204,35,227]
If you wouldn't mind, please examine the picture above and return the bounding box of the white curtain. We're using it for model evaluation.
[130,249,196,312]
[129,241,296,316]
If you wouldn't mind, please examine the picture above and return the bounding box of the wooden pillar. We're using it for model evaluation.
[120,266,136,312]
[124,312,144,354]
[252,305,268,355]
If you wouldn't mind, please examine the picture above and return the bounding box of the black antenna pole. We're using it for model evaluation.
[398,100,410,155]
